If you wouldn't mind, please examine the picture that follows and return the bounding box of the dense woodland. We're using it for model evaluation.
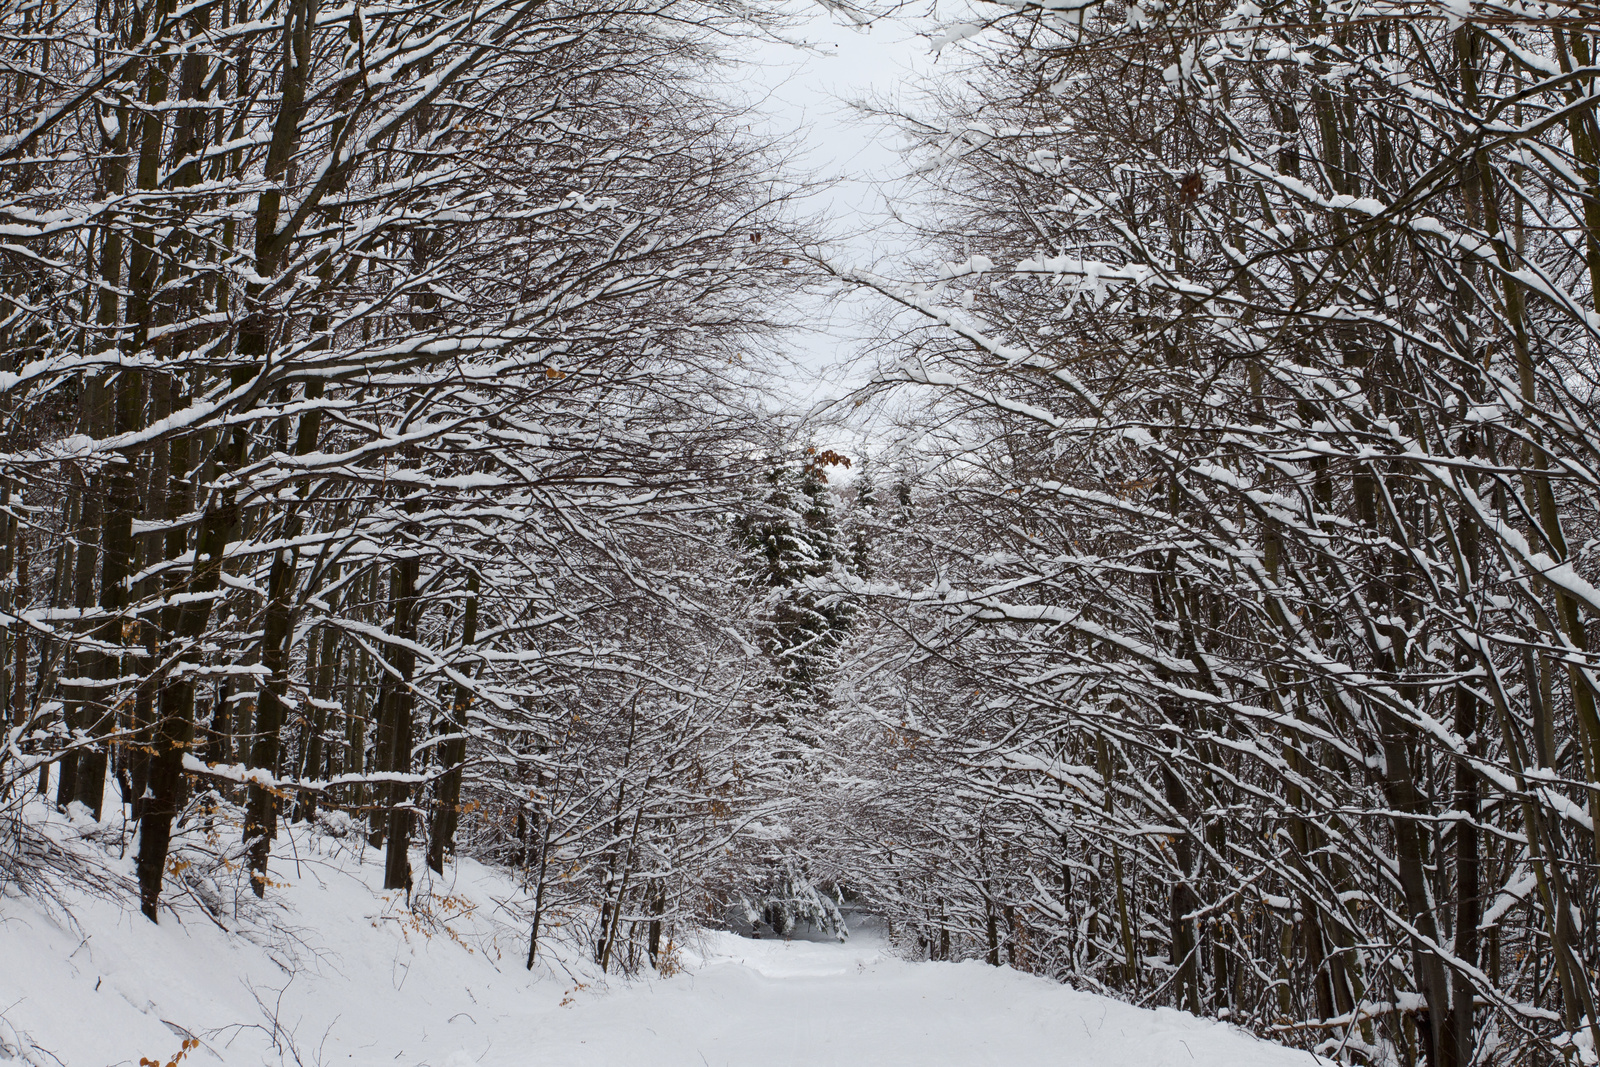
[3,0,1600,1064]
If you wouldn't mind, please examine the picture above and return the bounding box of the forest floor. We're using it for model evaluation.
[0,801,1322,1067]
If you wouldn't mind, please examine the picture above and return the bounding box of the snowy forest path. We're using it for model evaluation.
[522,925,1318,1067]
[0,828,1317,1067]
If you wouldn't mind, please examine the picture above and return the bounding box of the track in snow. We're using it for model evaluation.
[520,922,1320,1067]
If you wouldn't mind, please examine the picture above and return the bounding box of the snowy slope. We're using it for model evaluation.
[1,803,1323,1067]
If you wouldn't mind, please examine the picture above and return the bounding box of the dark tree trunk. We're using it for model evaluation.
[245,545,297,896]
[1452,658,1481,1067]
[427,573,478,872]
[383,553,420,893]
[136,679,194,921]
[59,462,102,811]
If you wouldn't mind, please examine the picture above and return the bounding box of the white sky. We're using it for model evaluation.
[719,4,947,416]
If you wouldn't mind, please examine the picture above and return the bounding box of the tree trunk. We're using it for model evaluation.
[427,572,478,872]
[383,553,420,893]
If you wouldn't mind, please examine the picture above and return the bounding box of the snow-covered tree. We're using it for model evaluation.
[819,1,1600,1063]
[0,0,813,949]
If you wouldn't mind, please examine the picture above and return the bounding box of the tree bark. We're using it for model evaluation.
[383,552,420,893]
[427,572,478,872]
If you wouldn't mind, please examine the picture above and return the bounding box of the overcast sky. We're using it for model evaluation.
[717,5,948,417]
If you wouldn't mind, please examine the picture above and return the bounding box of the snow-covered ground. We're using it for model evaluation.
[548,926,1323,1067]
[1,805,1322,1067]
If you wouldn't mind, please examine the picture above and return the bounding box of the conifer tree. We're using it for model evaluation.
[734,447,856,711]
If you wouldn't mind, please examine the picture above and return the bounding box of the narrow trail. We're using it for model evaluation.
[522,923,1316,1067]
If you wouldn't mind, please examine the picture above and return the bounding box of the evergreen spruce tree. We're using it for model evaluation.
[848,456,876,580]
[734,447,856,711]
[730,446,858,939]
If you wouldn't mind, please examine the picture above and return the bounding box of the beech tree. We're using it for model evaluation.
[0,0,809,941]
[820,0,1600,1063]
